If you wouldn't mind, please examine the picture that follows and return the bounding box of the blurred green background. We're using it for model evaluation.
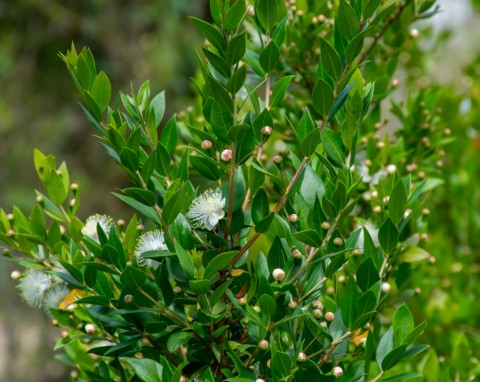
[1,0,480,381]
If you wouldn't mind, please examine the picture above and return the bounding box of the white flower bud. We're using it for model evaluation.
[238,297,248,306]
[312,300,323,310]
[373,205,382,213]
[333,366,343,378]
[253,305,261,313]
[297,352,307,362]
[85,323,96,335]
[221,149,233,161]
[409,28,419,38]
[312,309,323,318]
[325,312,335,321]
[386,164,396,174]
[256,379,265,382]
[292,249,303,259]
[272,268,286,281]
[273,155,282,163]
[10,270,21,280]
[333,237,343,246]
[201,140,212,149]
[321,221,331,230]
[381,282,392,293]
[391,78,400,87]
[288,300,298,309]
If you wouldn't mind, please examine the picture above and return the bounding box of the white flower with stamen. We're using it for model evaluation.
[187,188,225,231]
[17,270,52,308]
[42,284,70,313]
[82,214,113,242]
[135,230,168,267]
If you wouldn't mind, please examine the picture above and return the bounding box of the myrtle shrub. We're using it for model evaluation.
[0,1,445,381]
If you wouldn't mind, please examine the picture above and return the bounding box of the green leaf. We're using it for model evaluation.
[393,304,414,346]
[381,373,423,382]
[341,278,359,328]
[123,358,162,382]
[160,115,178,154]
[46,170,68,205]
[163,183,188,225]
[338,0,360,40]
[190,17,225,53]
[346,31,366,64]
[258,294,276,318]
[255,0,280,31]
[328,82,355,121]
[399,246,430,263]
[319,38,342,80]
[378,217,399,253]
[295,230,323,247]
[228,123,251,141]
[224,0,246,31]
[226,33,247,65]
[204,48,231,78]
[376,326,393,370]
[381,345,407,371]
[167,332,193,353]
[259,40,280,73]
[271,75,294,107]
[312,79,334,116]
[389,180,408,224]
[294,108,315,141]
[405,321,427,345]
[356,258,380,292]
[121,266,146,289]
[403,344,430,360]
[90,71,111,112]
[113,193,161,225]
[252,189,270,225]
[123,188,156,207]
[204,251,238,280]
[227,66,247,94]
[175,239,195,280]
[120,147,140,171]
[150,91,166,128]
[321,128,346,166]
[190,155,225,181]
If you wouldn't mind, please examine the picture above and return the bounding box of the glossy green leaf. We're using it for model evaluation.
[190,17,225,53]
[270,75,294,107]
[160,115,178,154]
[356,257,380,292]
[252,188,270,225]
[321,128,346,165]
[259,40,280,73]
[319,38,342,80]
[255,0,280,31]
[312,79,334,116]
[378,217,399,253]
[338,0,360,40]
[224,0,246,31]
[226,33,247,65]
[90,71,111,112]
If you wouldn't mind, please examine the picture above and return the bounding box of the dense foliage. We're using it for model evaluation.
[3,0,474,381]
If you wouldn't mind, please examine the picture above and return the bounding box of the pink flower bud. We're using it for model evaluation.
[321,221,330,230]
[288,300,298,309]
[289,214,298,222]
[273,155,282,163]
[201,140,212,149]
[333,237,343,246]
[221,149,233,161]
[261,126,273,136]
[325,312,335,321]
[297,352,307,362]
[238,297,248,306]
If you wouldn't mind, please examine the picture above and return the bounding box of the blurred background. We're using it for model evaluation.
[1,0,480,380]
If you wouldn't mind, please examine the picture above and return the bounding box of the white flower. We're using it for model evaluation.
[82,214,113,242]
[135,230,168,267]
[187,188,225,230]
[17,270,52,308]
[42,284,70,313]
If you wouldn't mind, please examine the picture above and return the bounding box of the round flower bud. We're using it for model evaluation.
[253,305,261,313]
[124,294,134,304]
[333,237,343,246]
[338,275,346,283]
[376,141,385,149]
[333,366,343,378]
[221,149,233,161]
[70,370,79,379]
[272,268,286,281]
[404,208,412,218]
[381,282,392,293]
[321,221,331,230]
[266,359,271,367]
[318,14,326,22]
[320,320,328,327]
[10,270,21,280]
[201,140,212,150]
[386,164,396,174]
[371,191,378,199]
[422,208,430,215]
[297,352,307,362]
[248,7,255,15]
[292,249,303,259]
[391,78,400,87]
[180,376,187,382]
[51,319,59,327]
[273,155,282,164]
[136,224,145,231]
[312,308,323,318]
[409,28,419,38]
[85,323,96,335]
[256,379,265,382]
[364,159,372,167]
[238,297,248,306]
[258,340,269,350]
[436,160,444,168]
[116,219,125,227]
[261,126,273,136]
[7,213,14,221]
[443,128,452,136]
[288,300,298,309]
[61,331,69,339]
[373,205,382,213]
[135,352,144,359]
[383,196,390,205]
[174,286,182,293]
[35,195,44,204]
[325,312,335,321]
[312,300,323,310]
[289,213,298,222]
[6,229,15,238]
[70,183,79,192]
